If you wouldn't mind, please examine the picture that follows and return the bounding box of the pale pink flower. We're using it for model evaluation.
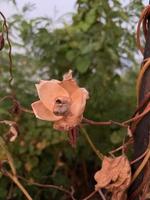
[31,70,89,132]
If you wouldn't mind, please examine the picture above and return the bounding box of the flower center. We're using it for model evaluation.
[53,97,70,116]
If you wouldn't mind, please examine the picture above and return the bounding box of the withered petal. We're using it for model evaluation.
[31,100,62,121]
[60,70,79,95]
[36,81,70,111]
[70,88,89,117]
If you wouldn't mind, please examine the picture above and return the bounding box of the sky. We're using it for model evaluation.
[0,0,77,20]
[0,0,149,21]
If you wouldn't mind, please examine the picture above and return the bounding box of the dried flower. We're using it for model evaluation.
[94,155,131,200]
[31,70,89,131]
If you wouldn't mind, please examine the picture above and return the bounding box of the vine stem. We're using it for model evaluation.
[98,189,106,200]
[17,175,76,200]
[83,118,127,128]
[80,127,104,160]
[131,147,150,184]
[0,136,16,175]
[82,190,97,200]
[5,171,32,200]
[0,137,32,200]
[0,11,14,90]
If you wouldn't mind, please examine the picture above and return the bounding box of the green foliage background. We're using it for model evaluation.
[0,0,144,199]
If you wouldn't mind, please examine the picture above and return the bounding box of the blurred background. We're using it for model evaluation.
[0,0,146,199]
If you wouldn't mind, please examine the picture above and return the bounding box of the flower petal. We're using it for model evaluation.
[60,70,79,95]
[60,79,79,96]
[39,79,60,84]
[70,88,89,117]
[36,81,70,111]
[31,100,62,121]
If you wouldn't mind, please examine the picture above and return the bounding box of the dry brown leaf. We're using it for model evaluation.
[0,120,19,142]
[94,155,131,200]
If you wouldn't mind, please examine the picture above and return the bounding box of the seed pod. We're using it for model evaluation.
[0,34,4,50]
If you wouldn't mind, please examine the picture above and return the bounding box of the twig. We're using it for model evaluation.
[122,106,150,125]
[17,175,76,200]
[82,190,97,200]
[130,149,149,165]
[0,12,14,90]
[109,138,133,155]
[21,107,33,114]
[0,95,33,115]
[0,136,16,175]
[98,189,106,200]
[0,95,14,104]
[131,148,150,184]
[80,127,104,160]
[0,137,32,200]
[83,118,127,128]
[4,171,32,200]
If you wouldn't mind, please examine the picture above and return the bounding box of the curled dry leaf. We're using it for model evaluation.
[31,70,89,131]
[7,123,19,142]
[0,120,19,142]
[94,155,131,200]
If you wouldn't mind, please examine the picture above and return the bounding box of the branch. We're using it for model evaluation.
[131,148,150,184]
[109,138,133,155]
[17,175,76,200]
[4,171,32,200]
[82,190,97,200]
[80,127,104,160]
[98,189,107,200]
[83,117,127,128]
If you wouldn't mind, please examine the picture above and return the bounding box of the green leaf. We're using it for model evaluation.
[77,21,90,32]
[85,8,97,25]
[66,50,76,61]
[75,56,91,73]
[81,43,94,54]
